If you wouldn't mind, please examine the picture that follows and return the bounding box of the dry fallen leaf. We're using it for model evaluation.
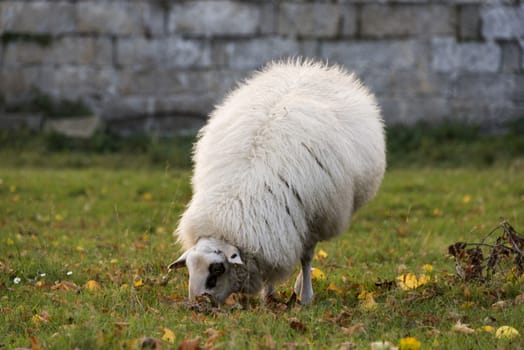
[491,300,510,311]
[453,320,475,334]
[161,327,176,344]
[289,318,307,333]
[51,280,80,292]
[204,328,221,348]
[361,293,378,310]
[84,280,101,292]
[178,337,201,350]
[327,282,344,296]
[370,340,398,350]
[341,323,365,336]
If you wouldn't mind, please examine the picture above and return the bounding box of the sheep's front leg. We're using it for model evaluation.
[294,244,316,305]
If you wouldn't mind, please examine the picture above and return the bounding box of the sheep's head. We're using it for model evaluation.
[168,238,243,303]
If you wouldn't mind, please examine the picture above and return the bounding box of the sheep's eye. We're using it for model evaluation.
[231,253,237,259]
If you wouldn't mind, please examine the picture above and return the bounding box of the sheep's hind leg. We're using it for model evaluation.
[294,244,316,305]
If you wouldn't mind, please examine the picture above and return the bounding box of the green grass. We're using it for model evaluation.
[1,124,524,349]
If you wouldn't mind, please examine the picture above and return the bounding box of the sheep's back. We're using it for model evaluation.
[177,60,385,270]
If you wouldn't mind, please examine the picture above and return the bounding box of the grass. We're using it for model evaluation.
[1,123,524,349]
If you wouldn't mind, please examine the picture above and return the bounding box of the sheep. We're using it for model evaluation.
[168,59,386,305]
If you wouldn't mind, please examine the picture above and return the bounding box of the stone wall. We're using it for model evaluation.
[0,0,523,135]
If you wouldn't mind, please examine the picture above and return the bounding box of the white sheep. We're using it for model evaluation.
[169,59,386,305]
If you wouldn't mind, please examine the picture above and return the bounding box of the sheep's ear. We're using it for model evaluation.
[168,250,191,270]
[223,244,244,265]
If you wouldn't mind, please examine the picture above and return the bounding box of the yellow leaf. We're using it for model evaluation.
[327,282,344,296]
[155,226,167,234]
[311,267,325,280]
[6,238,14,246]
[417,274,430,285]
[315,249,328,260]
[161,327,176,343]
[35,280,45,288]
[362,293,377,310]
[110,258,118,264]
[142,192,153,201]
[133,279,144,288]
[9,185,16,193]
[478,325,495,333]
[84,280,101,291]
[432,208,441,216]
[76,245,85,252]
[496,326,520,340]
[462,195,472,204]
[399,337,421,350]
[396,273,430,290]
[54,214,64,221]
[422,264,433,273]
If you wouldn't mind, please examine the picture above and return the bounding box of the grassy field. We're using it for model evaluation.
[1,125,524,349]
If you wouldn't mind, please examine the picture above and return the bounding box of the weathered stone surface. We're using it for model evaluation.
[481,5,524,40]
[432,38,501,73]
[168,1,265,37]
[361,4,455,38]
[452,73,515,100]
[117,37,212,68]
[26,66,119,102]
[377,96,450,125]
[459,5,481,40]
[76,1,163,35]
[4,38,112,66]
[341,5,358,37]
[277,3,342,38]
[0,113,43,130]
[500,41,522,72]
[216,38,301,69]
[0,1,76,34]
[117,69,245,99]
[0,66,43,102]
[321,40,419,73]
[45,115,101,138]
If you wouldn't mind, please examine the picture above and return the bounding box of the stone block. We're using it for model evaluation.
[168,1,265,37]
[0,66,43,102]
[0,113,44,131]
[361,4,455,38]
[0,1,75,34]
[116,37,211,68]
[277,3,342,38]
[321,40,419,74]
[452,73,515,101]
[341,5,358,37]
[481,5,524,40]
[76,1,163,35]
[117,68,245,99]
[375,96,450,125]
[432,38,501,73]
[4,38,112,66]
[458,5,481,40]
[216,38,301,70]
[500,41,522,72]
[29,66,119,102]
